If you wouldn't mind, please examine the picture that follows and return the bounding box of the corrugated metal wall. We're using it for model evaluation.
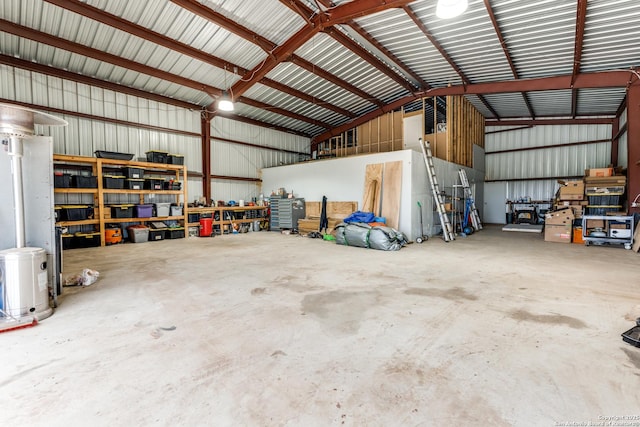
[1,64,311,201]
[486,123,612,201]
[209,116,309,202]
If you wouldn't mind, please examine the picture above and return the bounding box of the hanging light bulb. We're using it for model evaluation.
[217,65,234,111]
[436,0,468,19]
[217,91,234,111]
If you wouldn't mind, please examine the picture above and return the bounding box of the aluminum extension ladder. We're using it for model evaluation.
[419,138,455,242]
[458,169,483,231]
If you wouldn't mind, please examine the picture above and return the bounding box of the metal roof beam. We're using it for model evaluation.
[290,54,383,107]
[570,0,588,118]
[237,97,332,129]
[487,118,614,126]
[216,112,312,138]
[261,78,356,118]
[169,0,277,53]
[325,27,415,93]
[43,0,245,73]
[402,5,497,118]
[347,22,430,90]
[0,19,223,97]
[45,0,354,120]
[424,71,636,96]
[0,54,197,110]
[482,0,534,118]
[226,0,416,104]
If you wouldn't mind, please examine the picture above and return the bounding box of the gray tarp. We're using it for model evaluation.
[335,222,407,251]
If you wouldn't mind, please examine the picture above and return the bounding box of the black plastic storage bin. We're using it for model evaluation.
[144,178,164,190]
[95,150,134,160]
[148,229,166,241]
[72,175,98,188]
[167,154,184,165]
[234,211,245,219]
[125,179,145,190]
[163,181,182,190]
[585,206,623,215]
[121,167,144,179]
[146,150,168,164]
[103,175,125,189]
[54,173,72,188]
[587,195,622,206]
[59,205,93,221]
[166,227,185,239]
[111,204,134,218]
[622,325,640,348]
[188,213,200,223]
[61,233,74,250]
[73,232,101,248]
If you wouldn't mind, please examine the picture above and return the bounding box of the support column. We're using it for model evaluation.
[611,116,619,167]
[201,111,212,205]
[627,84,640,213]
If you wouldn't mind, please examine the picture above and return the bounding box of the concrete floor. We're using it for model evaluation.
[1,226,640,426]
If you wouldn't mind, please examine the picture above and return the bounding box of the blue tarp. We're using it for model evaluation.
[343,211,376,224]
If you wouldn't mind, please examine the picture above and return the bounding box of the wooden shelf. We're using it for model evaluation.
[102,189,182,195]
[56,219,99,226]
[54,154,188,246]
[55,188,98,194]
[104,216,184,224]
[186,206,268,230]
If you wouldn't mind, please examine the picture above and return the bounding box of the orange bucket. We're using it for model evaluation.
[572,227,584,244]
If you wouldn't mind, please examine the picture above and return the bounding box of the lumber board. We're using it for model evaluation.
[381,161,402,230]
[304,201,358,220]
[362,163,383,216]
[632,225,640,252]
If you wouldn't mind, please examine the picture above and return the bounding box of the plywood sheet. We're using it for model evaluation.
[381,161,402,230]
[632,225,640,252]
[362,163,383,216]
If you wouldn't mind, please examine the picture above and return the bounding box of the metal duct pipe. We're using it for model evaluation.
[7,135,26,248]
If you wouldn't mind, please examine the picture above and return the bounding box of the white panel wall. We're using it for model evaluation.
[262,149,484,240]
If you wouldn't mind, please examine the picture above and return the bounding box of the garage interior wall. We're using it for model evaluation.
[618,107,628,168]
[261,148,484,240]
[209,117,309,203]
[0,63,310,204]
[484,123,614,205]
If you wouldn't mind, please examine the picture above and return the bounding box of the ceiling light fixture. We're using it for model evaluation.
[436,0,468,19]
[217,91,234,111]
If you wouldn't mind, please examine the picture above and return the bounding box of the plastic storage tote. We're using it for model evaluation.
[126,225,149,243]
[111,204,134,218]
[146,150,168,163]
[135,204,153,218]
[154,202,171,217]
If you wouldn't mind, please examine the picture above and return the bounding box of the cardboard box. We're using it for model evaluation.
[585,219,605,229]
[545,207,575,226]
[558,180,585,201]
[545,224,572,243]
[585,168,613,177]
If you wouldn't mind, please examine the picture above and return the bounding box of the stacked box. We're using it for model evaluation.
[125,179,144,190]
[154,202,171,217]
[557,180,585,201]
[144,178,164,190]
[103,175,125,189]
[74,232,101,248]
[135,204,153,218]
[126,225,149,243]
[167,154,184,165]
[59,205,93,221]
[544,207,574,243]
[166,227,185,239]
[146,150,168,163]
[121,167,144,179]
[72,175,98,188]
[54,173,72,188]
[111,204,134,218]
